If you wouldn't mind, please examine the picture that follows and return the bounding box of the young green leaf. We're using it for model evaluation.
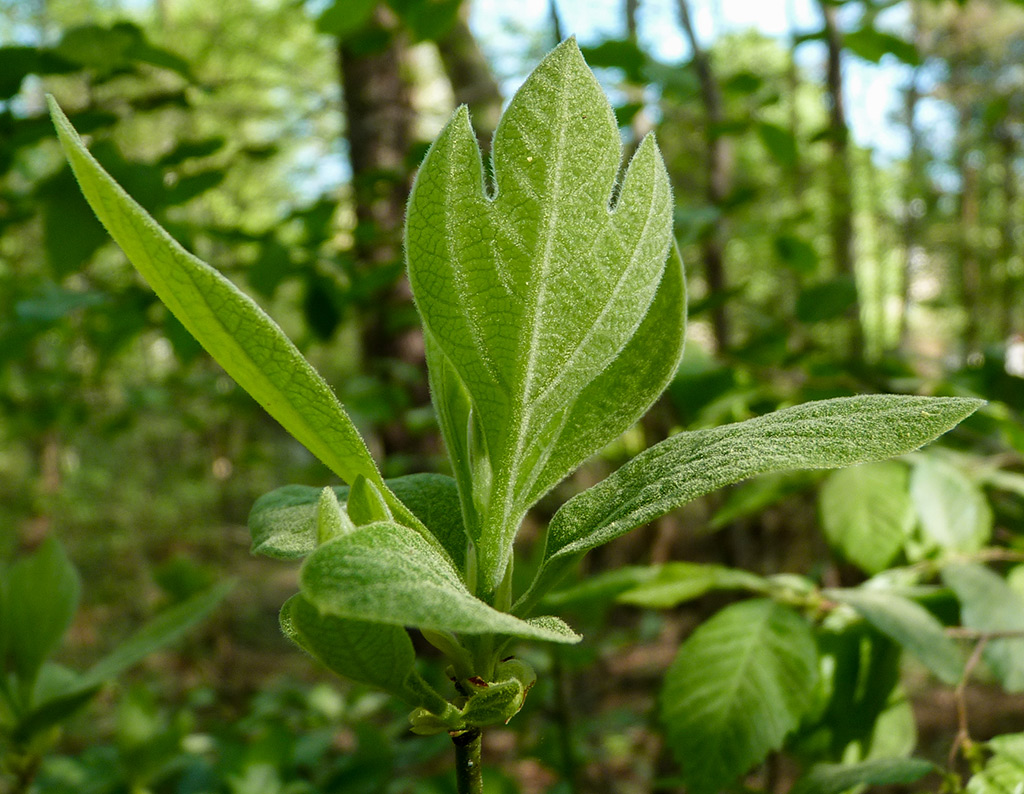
[819,461,915,574]
[249,474,467,570]
[911,456,992,553]
[300,522,579,643]
[789,758,934,794]
[660,599,818,794]
[943,563,1024,691]
[48,97,432,544]
[965,732,1024,793]
[316,486,354,544]
[5,537,81,693]
[523,395,982,608]
[406,39,675,590]
[347,476,393,525]
[825,588,963,684]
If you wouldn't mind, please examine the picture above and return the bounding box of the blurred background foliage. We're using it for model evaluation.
[2,0,1024,791]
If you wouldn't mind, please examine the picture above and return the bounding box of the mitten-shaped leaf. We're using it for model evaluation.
[407,39,675,589]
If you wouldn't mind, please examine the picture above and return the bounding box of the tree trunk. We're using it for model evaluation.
[818,0,861,356]
[899,0,925,350]
[676,0,731,352]
[339,5,422,456]
[436,1,503,153]
[998,122,1018,340]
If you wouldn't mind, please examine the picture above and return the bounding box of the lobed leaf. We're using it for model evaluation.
[48,97,432,546]
[524,396,983,607]
[660,599,818,794]
[825,588,963,685]
[300,522,579,643]
[406,39,675,589]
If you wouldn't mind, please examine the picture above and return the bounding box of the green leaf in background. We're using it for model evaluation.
[49,97,434,540]
[911,456,992,553]
[79,580,234,687]
[943,564,1024,691]
[300,523,579,643]
[825,588,963,684]
[315,0,377,38]
[617,562,768,608]
[819,461,915,574]
[756,121,798,167]
[4,537,81,693]
[660,599,818,794]
[249,474,467,571]
[790,757,934,794]
[406,39,675,590]
[966,732,1024,793]
[525,396,983,608]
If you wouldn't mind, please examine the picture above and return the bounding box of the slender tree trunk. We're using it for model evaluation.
[549,0,564,44]
[676,0,731,352]
[436,1,502,153]
[818,0,862,356]
[955,108,982,353]
[339,5,421,455]
[899,0,924,349]
[998,123,1018,339]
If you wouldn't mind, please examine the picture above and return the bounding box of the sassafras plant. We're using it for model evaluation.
[50,40,981,794]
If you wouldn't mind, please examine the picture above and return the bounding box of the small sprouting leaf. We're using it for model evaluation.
[525,396,982,606]
[48,97,433,537]
[249,474,467,570]
[347,476,393,525]
[461,678,525,727]
[5,537,81,691]
[819,461,915,574]
[790,758,934,794]
[911,456,992,553]
[316,487,353,544]
[617,562,768,608]
[825,588,963,684]
[943,563,1024,692]
[80,580,234,687]
[407,39,675,590]
[966,733,1024,793]
[300,522,579,643]
[660,599,818,794]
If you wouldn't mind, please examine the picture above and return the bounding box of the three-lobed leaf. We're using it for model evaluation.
[407,39,678,590]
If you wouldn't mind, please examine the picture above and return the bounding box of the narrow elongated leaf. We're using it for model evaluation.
[5,537,80,689]
[790,758,934,794]
[617,562,767,608]
[966,733,1024,793]
[48,98,428,532]
[301,522,579,643]
[911,456,992,553]
[249,474,468,570]
[527,396,982,605]
[826,588,963,684]
[943,564,1024,691]
[80,581,234,687]
[407,39,674,589]
[819,461,915,574]
[12,683,102,745]
[660,599,818,794]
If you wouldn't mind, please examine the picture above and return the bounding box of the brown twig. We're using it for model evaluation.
[948,636,989,770]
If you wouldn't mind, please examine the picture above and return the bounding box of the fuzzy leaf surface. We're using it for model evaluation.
[48,98,430,540]
[406,39,674,588]
[249,474,466,570]
[660,599,818,794]
[530,396,982,602]
[825,588,963,684]
[819,461,915,574]
[300,522,579,643]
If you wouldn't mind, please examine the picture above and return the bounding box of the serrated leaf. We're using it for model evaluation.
[80,580,234,687]
[825,588,963,684]
[911,456,992,553]
[943,564,1024,691]
[48,98,431,544]
[407,39,674,590]
[660,599,818,794]
[617,562,768,608]
[300,522,579,643]
[249,474,468,571]
[524,396,983,608]
[4,537,80,692]
[966,733,1024,793]
[790,758,934,794]
[819,461,915,574]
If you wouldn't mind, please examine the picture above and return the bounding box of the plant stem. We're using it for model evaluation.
[453,728,483,794]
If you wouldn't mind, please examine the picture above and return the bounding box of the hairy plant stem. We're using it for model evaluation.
[453,728,483,794]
